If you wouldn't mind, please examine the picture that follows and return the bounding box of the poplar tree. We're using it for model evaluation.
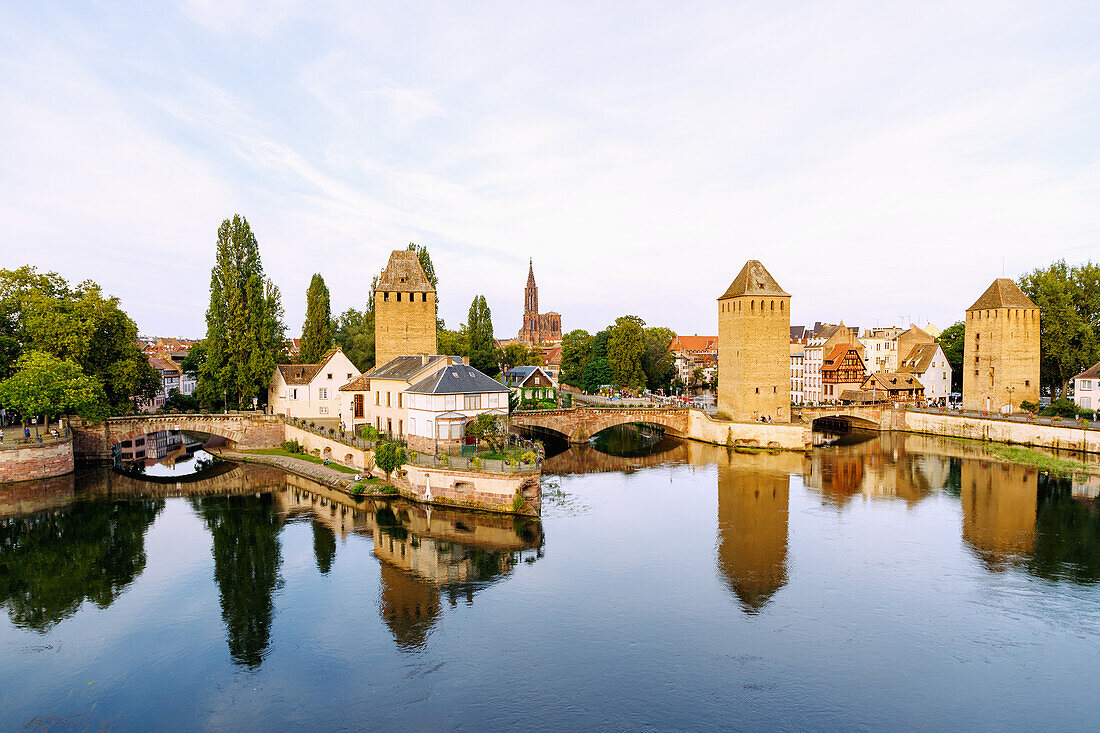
[467,295,499,376]
[298,273,334,364]
[198,215,283,410]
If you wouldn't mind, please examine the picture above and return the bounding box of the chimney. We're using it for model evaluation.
[463,356,470,366]
[421,355,430,365]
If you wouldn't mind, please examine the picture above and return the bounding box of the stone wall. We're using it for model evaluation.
[0,470,75,515]
[685,410,809,449]
[963,304,1040,412]
[718,294,791,423]
[374,289,437,365]
[0,437,75,483]
[899,410,1100,455]
[71,413,286,462]
[283,423,374,472]
[402,462,539,514]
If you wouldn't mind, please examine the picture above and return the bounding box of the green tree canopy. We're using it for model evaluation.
[375,440,407,480]
[437,321,469,358]
[334,305,374,372]
[0,351,108,422]
[299,273,334,364]
[641,326,676,391]
[1019,261,1100,398]
[0,266,158,412]
[467,295,499,377]
[500,342,543,373]
[607,316,646,391]
[198,215,285,410]
[559,329,592,387]
[936,321,965,393]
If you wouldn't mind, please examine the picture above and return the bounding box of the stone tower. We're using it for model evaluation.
[717,260,791,422]
[374,249,437,366]
[961,278,1039,413]
[517,259,562,346]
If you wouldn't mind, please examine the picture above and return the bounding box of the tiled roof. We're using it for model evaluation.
[718,260,789,299]
[376,249,435,292]
[790,326,806,340]
[669,335,718,353]
[406,365,510,395]
[277,364,321,385]
[968,278,1037,310]
[339,374,371,391]
[366,355,457,381]
[1074,361,1100,380]
[898,343,940,374]
[863,371,924,390]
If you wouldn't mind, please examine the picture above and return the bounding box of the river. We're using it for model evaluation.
[1,429,1099,730]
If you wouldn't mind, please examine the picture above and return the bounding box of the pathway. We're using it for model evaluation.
[212,449,363,488]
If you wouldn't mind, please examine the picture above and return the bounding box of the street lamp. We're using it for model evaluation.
[1005,385,1016,415]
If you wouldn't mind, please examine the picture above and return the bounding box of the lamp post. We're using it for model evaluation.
[1006,385,1016,415]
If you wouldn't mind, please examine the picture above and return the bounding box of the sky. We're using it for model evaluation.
[2,1,1098,340]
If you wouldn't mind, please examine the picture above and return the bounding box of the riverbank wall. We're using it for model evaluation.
[0,435,75,483]
[683,410,810,450]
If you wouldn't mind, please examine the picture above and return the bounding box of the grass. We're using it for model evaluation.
[979,443,1092,478]
[245,448,360,474]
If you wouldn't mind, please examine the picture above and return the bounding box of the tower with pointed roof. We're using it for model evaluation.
[374,248,438,366]
[517,260,562,346]
[717,260,791,422]
[962,278,1039,412]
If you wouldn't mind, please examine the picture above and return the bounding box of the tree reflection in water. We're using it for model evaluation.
[312,521,337,575]
[1029,476,1100,584]
[0,499,163,631]
[191,494,284,669]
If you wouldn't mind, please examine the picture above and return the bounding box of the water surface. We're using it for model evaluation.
[2,432,1099,730]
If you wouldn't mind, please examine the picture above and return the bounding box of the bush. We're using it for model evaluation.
[358,425,380,440]
[1040,398,1078,419]
[380,484,398,495]
[350,483,365,496]
[280,439,304,454]
[1077,408,1096,421]
[521,451,536,464]
[1020,400,1040,414]
[512,492,528,513]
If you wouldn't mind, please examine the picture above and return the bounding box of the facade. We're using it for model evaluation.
[803,323,861,404]
[669,335,719,387]
[717,260,791,422]
[404,364,511,453]
[858,327,904,373]
[790,345,804,405]
[1072,362,1100,411]
[504,366,558,404]
[897,342,952,405]
[821,344,867,403]
[338,374,371,430]
[962,278,1040,413]
[517,260,562,347]
[374,249,438,366]
[268,348,361,423]
[844,372,925,405]
[362,355,461,438]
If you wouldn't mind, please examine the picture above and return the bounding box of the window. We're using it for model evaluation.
[1025,380,1030,387]
[384,292,390,301]
[397,292,402,301]
[318,388,328,400]
[347,373,352,380]
[410,418,416,434]
[1082,380,1092,391]
[290,388,298,400]
[354,394,364,418]
[426,420,433,437]
[445,395,456,410]
[464,394,481,410]
[422,293,427,302]
[398,393,403,408]
[319,406,328,414]
[375,392,380,406]
[398,420,403,436]
[327,373,332,380]
[387,392,391,407]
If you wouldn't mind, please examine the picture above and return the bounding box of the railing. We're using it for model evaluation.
[0,423,71,448]
[285,416,377,451]
[411,451,540,474]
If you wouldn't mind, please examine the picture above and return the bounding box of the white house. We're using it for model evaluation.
[897,342,952,405]
[403,364,511,454]
[1073,362,1100,411]
[268,348,361,422]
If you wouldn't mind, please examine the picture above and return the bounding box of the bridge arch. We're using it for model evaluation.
[511,407,690,445]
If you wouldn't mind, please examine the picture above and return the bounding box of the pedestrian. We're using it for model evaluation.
[25,426,31,439]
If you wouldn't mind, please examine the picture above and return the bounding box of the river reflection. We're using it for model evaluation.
[4,432,1100,728]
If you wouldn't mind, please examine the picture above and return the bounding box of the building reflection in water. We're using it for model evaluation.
[802,433,949,508]
[960,460,1038,570]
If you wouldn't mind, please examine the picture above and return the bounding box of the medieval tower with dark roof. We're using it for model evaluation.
[962,278,1039,412]
[718,260,791,422]
[374,249,437,366]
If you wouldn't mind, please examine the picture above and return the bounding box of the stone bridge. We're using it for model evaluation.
[512,406,690,444]
[797,405,887,431]
[70,412,285,462]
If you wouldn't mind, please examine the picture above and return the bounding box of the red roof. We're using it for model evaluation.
[669,335,718,353]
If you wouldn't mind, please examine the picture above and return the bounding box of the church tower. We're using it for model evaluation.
[962,278,1039,412]
[518,259,561,346]
[717,260,791,422]
[374,248,437,366]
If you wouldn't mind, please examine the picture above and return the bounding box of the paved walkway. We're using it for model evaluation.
[213,450,364,488]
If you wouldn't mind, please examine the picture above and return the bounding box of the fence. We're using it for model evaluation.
[0,421,70,448]
[285,416,378,452]
[411,451,540,474]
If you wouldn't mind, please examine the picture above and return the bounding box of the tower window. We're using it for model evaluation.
[422,293,427,302]
[397,292,402,301]
[384,292,390,301]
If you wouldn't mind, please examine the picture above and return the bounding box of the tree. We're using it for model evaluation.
[607,316,646,391]
[334,305,374,372]
[500,342,542,373]
[581,357,613,394]
[0,267,158,413]
[641,326,676,391]
[375,440,407,481]
[298,274,334,364]
[559,329,592,387]
[437,322,469,358]
[467,295,499,377]
[936,321,965,393]
[465,412,506,453]
[312,522,337,575]
[0,351,108,423]
[198,215,284,410]
[1019,261,1100,398]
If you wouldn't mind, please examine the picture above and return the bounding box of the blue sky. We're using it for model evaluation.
[2,1,1098,339]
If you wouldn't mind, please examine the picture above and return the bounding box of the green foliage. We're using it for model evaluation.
[559,329,592,387]
[641,326,676,391]
[1019,260,1100,399]
[163,389,201,413]
[312,521,336,575]
[0,496,163,631]
[0,350,108,421]
[935,321,965,393]
[437,322,469,358]
[410,243,439,312]
[375,440,407,480]
[1039,398,1079,419]
[607,316,647,391]
[466,412,506,452]
[298,273,334,364]
[581,357,613,394]
[512,492,529,513]
[350,483,365,496]
[198,215,285,411]
[279,439,304,454]
[0,266,158,413]
[1019,400,1039,414]
[357,424,380,440]
[467,295,499,376]
[500,342,543,372]
[380,484,399,495]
